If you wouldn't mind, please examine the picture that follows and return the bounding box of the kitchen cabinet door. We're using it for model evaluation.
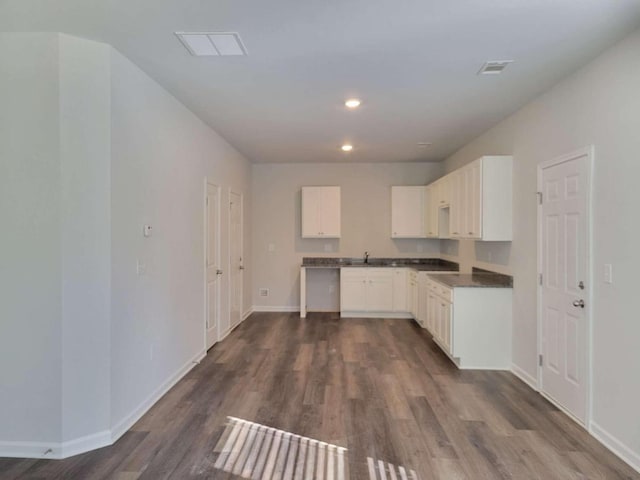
[367,272,394,312]
[449,171,464,238]
[340,274,367,311]
[391,186,427,238]
[392,269,408,312]
[464,160,482,239]
[302,186,341,238]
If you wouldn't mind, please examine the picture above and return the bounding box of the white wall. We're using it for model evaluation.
[109,47,252,432]
[252,162,443,310]
[0,32,63,446]
[440,27,640,468]
[0,32,252,457]
[59,34,112,444]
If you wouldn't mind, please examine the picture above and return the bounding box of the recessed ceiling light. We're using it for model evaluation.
[345,99,361,109]
[478,60,513,75]
[417,142,432,147]
[341,144,353,152]
[175,32,248,56]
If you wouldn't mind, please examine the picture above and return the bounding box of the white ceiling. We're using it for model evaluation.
[2,0,640,163]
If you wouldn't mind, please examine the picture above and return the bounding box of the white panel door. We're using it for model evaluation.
[540,149,590,424]
[205,183,221,349]
[229,191,243,330]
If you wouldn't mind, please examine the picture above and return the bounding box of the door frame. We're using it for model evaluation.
[204,179,221,351]
[228,189,243,329]
[536,145,594,427]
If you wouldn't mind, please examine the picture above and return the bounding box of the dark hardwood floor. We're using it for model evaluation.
[1,313,638,479]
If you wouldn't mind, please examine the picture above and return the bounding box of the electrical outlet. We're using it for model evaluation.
[417,244,424,253]
[324,243,333,252]
[268,243,275,252]
[259,288,269,297]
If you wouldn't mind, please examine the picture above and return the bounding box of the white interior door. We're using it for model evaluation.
[229,191,243,329]
[205,183,221,350]
[539,148,591,424]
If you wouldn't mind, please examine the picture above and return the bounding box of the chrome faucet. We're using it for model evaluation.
[364,251,369,264]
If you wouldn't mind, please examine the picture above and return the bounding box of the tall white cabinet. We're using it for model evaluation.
[301,186,341,238]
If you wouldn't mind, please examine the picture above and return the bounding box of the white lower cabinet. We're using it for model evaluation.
[340,268,393,314]
[407,270,419,318]
[425,278,512,369]
[341,267,444,319]
[392,269,408,312]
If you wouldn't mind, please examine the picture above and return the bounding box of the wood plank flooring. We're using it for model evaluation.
[1,312,638,479]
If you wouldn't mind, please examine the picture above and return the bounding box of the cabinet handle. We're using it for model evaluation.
[452,232,459,235]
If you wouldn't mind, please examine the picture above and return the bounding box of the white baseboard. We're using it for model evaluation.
[340,311,413,319]
[0,430,111,460]
[242,308,254,320]
[110,349,206,442]
[252,305,300,312]
[590,421,640,473]
[0,440,62,459]
[61,430,111,459]
[511,363,539,391]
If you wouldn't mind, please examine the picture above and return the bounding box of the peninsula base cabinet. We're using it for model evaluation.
[425,279,512,369]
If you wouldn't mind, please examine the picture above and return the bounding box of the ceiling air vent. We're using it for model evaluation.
[175,32,248,56]
[478,60,513,75]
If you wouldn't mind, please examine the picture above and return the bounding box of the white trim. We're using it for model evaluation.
[204,179,221,350]
[0,440,62,459]
[110,349,205,442]
[252,305,300,313]
[511,363,539,391]
[242,308,254,321]
[340,311,413,319]
[61,430,111,459]
[536,145,594,426]
[590,422,640,473]
[228,189,244,330]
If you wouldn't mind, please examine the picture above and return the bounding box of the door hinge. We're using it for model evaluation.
[539,354,543,367]
[206,197,209,205]
[536,191,543,205]
[538,273,543,286]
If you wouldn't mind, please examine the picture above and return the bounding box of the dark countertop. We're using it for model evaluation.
[428,268,513,288]
[301,257,459,272]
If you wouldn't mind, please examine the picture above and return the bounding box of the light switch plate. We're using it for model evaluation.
[268,243,275,252]
[604,264,613,284]
[137,260,146,276]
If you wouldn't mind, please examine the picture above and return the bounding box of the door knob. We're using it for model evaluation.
[239,266,245,270]
[572,299,585,308]
[216,269,223,275]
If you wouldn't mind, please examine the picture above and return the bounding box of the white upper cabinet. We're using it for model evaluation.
[449,156,512,241]
[391,186,427,238]
[426,176,454,239]
[301,186,341,238]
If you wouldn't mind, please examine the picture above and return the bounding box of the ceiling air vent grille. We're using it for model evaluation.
[175,32,248,56]
[478,60,513,75]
